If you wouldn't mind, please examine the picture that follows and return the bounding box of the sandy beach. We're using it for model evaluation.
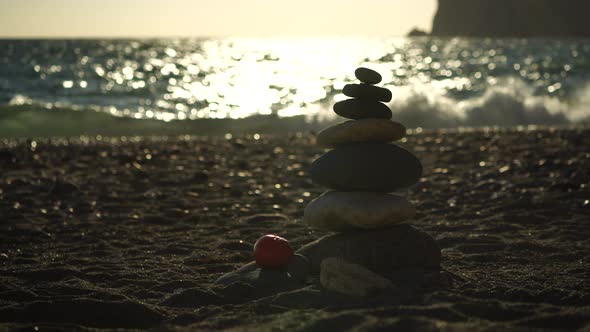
[1,127,589,331]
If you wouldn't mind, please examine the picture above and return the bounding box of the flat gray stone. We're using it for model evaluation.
[320,257,394,296]
[343,84,392,102]
[214,254,310,294]
[333,99,392,120]
[310,143,422,192]
[355,67,382,84]
[304,191,415,231]
[296,224,441,273]
[316,119,406,148]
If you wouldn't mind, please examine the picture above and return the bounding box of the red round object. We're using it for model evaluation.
[254,234,294,269]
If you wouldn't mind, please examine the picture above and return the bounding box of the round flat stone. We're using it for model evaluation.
[310,143,422,192]
[316,119,406,148]
[304,191,415,231]
[355,67,382,84]
[296,224,441,273]
[333,99,392,120]
[214,254,310,298]
[342,84,392,102]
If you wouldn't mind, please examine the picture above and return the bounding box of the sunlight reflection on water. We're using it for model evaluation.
[151,37,401,121]
[2,37,589,125]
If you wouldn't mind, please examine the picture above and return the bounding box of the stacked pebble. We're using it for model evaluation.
[304,67,422,232]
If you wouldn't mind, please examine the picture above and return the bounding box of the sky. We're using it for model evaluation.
[0,0,437,38]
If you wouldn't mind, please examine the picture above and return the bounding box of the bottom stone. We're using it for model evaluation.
[296,224,440,273]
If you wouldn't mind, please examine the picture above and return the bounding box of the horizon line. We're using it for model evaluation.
[0,34,420,40]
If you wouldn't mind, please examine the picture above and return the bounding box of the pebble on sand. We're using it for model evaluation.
[316,119,406,148]
[304,191,415,231]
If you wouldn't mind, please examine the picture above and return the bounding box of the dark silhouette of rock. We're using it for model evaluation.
[431,0,590,37]
[333,99,392,120]
[343,84,392,103]
[310,143,423,192]
[407,28,428,37]
[355,67,382,85]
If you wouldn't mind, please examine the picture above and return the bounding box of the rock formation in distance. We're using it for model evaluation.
[431,0,590,37]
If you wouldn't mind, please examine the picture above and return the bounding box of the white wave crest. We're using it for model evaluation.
[389,77,590,128]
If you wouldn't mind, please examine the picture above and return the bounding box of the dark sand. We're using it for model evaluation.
[1,127,589,331]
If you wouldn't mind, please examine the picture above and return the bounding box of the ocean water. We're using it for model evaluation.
[1,37,589,136]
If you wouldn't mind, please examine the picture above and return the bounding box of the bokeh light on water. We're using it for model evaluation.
[1,37,589,124]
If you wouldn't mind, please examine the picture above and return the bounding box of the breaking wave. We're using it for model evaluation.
[2,77,589,137]
[389,77,590,128]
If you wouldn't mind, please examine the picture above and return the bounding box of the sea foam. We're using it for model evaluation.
[389,77,589,128]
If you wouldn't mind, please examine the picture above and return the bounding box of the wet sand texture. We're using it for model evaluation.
[1,127,589,331]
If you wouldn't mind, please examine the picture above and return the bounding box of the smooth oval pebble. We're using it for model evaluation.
[316,119,406,148]
[304,191,415,231]
[342,84,392,102]
[333,99,392,120]
[355,67,382,84]
[310,143,422,192]
[320,257,393,296]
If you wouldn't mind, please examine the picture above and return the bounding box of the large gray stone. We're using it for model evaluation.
[304,191,415,231]
[316,119,405,148]
[333,99,392,120]
[296,225,441,273]
[310,143,422,192]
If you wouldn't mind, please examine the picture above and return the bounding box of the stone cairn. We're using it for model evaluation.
[305,66,419,231]
[215,67,441,298]
[300,67,441,294]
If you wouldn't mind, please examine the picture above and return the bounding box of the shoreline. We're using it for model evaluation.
[0,105,325,138]
[2,103,588,139]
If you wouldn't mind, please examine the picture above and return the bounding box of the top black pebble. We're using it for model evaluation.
[355,67,382,85]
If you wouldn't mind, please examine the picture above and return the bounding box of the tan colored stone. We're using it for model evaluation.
[303,191,415,231]
[316,119,406,148]
[320,257,393,296]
